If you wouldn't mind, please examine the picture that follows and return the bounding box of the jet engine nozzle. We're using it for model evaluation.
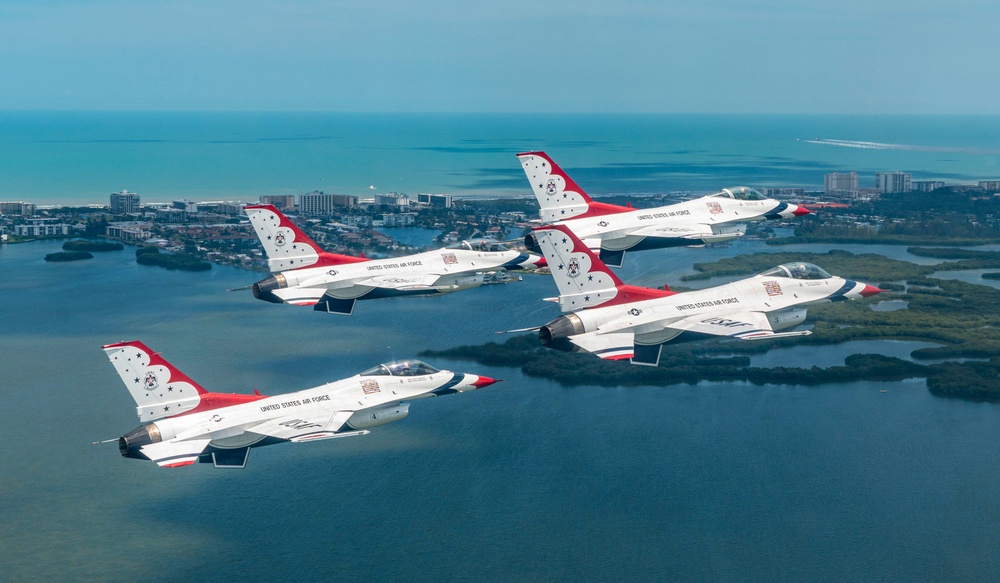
[119,423,162,460]
[538,313,586,352]
[524,233,541,254]
[252,273,287,304]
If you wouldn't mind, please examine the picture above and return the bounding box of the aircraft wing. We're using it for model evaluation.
[664,310,807,340]
[354,273,443,291]
[628,224,714,239]
[139,438,212,468]
[245,411,357,442]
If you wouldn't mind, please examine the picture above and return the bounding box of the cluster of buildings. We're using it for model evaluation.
[823,171,1000,198]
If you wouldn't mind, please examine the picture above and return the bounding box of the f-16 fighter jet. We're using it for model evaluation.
[523,224,881,366]
[517,151,810,267]
[243,204,544,315]
[103,341,498,468]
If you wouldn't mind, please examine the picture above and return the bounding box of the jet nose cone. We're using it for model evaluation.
[792,206,812,217]
[859,284,883,298]
[471,376,501,389]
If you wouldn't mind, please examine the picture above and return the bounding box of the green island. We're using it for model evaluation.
[135,246,212,271]
[44,251,93,262]
[422,249,1000,401]
[62,239,124,252]
[766,188,1000,246]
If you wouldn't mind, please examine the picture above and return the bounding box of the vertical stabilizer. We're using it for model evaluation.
[244,205,366,272]
[534,224,676,312]
[533,225,624,311]
[517,151,630,222]
[103,341,206,421]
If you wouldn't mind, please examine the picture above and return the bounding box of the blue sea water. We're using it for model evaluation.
[1,112,1000,205]
[4,113,1000,582]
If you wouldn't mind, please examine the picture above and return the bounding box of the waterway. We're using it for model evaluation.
[3,239,1000,582]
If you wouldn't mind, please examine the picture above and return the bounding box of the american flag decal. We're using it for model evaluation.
[763,280,783,296]
[361,379,380,394]
[441,252,458,265]
[707,201,723,215]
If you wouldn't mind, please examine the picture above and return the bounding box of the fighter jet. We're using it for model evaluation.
[243,205,543,314]
[522,224,881,366]
[103,341,498,468]
[517,151,810,267]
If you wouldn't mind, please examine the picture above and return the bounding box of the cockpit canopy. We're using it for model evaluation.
[360,360,440,377]
[458,240,510,252]
[758,262,832,280]
[711,186,766,201]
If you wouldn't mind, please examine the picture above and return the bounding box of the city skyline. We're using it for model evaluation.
[1,0,998,114]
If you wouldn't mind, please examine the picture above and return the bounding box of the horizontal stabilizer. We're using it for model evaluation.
[272,287,329,306]
[570,332,635,361]
[140,438,211,468]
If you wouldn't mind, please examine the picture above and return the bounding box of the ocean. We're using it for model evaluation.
[1,112,1000,205]
[3,113,1000,582]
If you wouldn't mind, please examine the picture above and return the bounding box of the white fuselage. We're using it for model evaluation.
[272,247,534,305]
[554,195,787,250]
[147,371,468,449]
[566,274,858,339]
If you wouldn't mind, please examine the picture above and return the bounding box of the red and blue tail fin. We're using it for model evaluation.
[517,151,631,222]
[244,204,367,272]
[532,224,674,312]
[103,341,264,421]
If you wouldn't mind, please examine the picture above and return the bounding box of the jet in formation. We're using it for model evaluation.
[243,204,544,315]
[103,341,498,468]
[517,151,811,267]
[518,224,881,366]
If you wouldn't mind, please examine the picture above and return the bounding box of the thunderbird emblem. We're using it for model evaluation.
[144,372,158,390]
[545,179,558,196]
[567,259,581,278]
[274,232,287,247]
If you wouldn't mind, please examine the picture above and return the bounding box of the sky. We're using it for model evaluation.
[1,0,998,114]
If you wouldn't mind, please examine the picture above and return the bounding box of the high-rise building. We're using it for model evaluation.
[299,192,334,215]
[0,202,36,216]
[259,195,296,210]
[876,172,911,194]
[978,180,1000,191]
[375,193,409,207]
[417,193,453,208]
[824,172,858,195]
[110,189,141,214]
[912,181,945,192]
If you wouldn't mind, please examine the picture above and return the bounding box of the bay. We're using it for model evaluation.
[3,239,1000,582]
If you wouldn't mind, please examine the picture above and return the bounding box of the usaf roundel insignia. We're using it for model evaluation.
[545,179,558,196]
[274,232,287,247]
[567,259,581,278]
[598,221,609,228]
[327,269,339,277]
[629,308,642,317]
[144,371,159,390]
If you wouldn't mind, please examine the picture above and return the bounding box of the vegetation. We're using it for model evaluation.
[135,246,211,271]
[62,239,124,252]
[44,251,93,262]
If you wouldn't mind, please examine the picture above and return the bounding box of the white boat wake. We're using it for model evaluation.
[802,138,1000,155]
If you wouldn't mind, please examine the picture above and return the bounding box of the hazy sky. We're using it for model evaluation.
[1,0,997,113]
